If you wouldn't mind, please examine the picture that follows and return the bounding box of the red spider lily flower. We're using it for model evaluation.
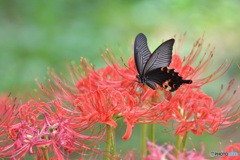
[0,99,105,159]
[73,87,156,140]
[0,93,19,126]
[0,93,19,151]
[35,57,123,103]
[170,34,231,88]
[73,88,119,128]
[156,79,240,136]
[219,143,240,160]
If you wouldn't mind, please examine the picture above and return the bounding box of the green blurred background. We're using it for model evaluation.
[0,0,240,158]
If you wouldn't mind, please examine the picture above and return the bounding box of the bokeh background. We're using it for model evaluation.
[1,0,240,158]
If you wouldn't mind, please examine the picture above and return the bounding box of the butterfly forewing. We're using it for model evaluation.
[143,39,175,75]
[134,33,151,77]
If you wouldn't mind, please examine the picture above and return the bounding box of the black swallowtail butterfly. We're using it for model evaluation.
[134,33,192,92]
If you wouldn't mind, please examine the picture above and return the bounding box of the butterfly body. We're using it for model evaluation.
[134,33,192,92]
[136,74,157,90]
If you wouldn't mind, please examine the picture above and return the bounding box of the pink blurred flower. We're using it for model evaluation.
[145,141,206,160]
[124,141,206,160]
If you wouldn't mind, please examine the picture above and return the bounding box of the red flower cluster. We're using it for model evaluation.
[0,99,105,159]
[1,34,239,159]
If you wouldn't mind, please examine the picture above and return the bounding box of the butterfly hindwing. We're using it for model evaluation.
[146,67,192,92]
[143,39,175,75]
[134,33,151,77]
[145,80,157,90]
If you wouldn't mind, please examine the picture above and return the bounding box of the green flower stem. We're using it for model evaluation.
[33,153,38,160]
[105,125,112,160]
[181,131,189,152]
[176,134,182,157]
[149,123,155,142]
[39,135,49,160]
[175,131,189,158]
[149,96,156,143]
[43,148,49,160]
[141,123,147,159]
[111,128,116,159]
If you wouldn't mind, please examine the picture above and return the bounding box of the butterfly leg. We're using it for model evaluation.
[128,80,139,94]
[129,80,138,88]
